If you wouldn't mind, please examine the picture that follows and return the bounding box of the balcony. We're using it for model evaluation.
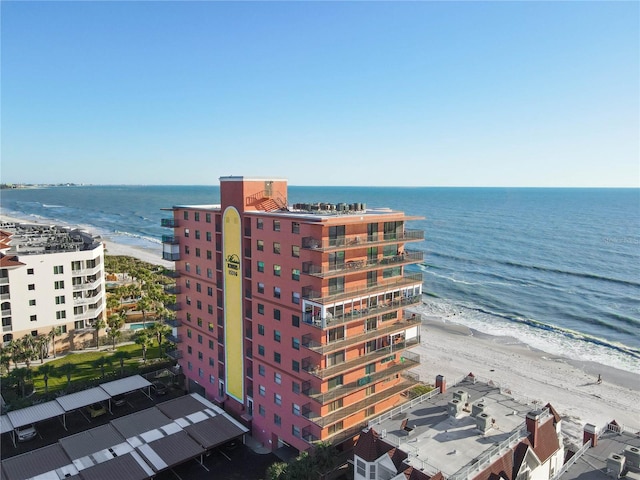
[162,235,179,244]
[166,349,183,360]
[304,295,421,329]
[164,318,182,328]
[304,251,424,279]
[162,252,180,261]
[70,264,102,276]
[303,273,423,305]
[73,279,102,291]
[164,285,181,294]
[302,315,421,355]
[74,294,100,305]
[3,324,13,333]
[1,307,11,317]
[303,374,418,428]
[0,277,8,285]
[167,303,181,311]
[303,338,420,379]
[166,333,183,343]
[74,307,104,321]
[303,352,420,404]
[302,230,424,252]
[161,218,178,228]
[0,293,9,301]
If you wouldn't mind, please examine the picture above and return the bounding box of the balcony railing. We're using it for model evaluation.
[72,279,102,291]
[167,303,181,311]
[303,273,423,305]
[161,218,178,228]
[162,235,179,244]
[164,285,181,294]
[73,295,100,305]
[302,230,424,252]
[162,252,180,261]
[304,295,422,329]
[0,277,9,285]
[302,315,421,355]
[166,333,183,343]
[304,251,424,278]
[1,308,11,317]
[303,338,420,379]
[2,324,12,332]
[164,318,182,328]
[302,353,420,404]
[70,264,102,276]
[304,375,418,428]
[166,349,183,360]
[0,293,9,301]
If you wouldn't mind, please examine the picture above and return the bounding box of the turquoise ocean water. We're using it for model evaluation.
[1,185,638,373]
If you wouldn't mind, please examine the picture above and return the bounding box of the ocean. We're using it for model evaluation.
[1,185,639,374]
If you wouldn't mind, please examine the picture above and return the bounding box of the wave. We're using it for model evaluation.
[112,230,162,245]
[42,204,64,208]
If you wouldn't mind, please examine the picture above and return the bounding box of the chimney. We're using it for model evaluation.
[526,410,543,448]
[436,375,446,394]
[583,423,598,447]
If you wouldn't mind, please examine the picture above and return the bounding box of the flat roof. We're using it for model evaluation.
[2,443,77,480]
[111,408,174,440]
[368,378,535,478]
[75,452,153,480]
[99,375,152,397]
[56,387,111,412]
[6,399,65,429]
[0,415,13,435]
[137,430,204,471]
[59,424,128,460]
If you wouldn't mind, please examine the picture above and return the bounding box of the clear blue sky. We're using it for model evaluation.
[2,1,638,187]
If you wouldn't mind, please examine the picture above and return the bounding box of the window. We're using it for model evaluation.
[257,240,264,251]
[328,375,343,389]
[274,414,282,425]
[383,266,401,278]
[196,265,201,275]
[187,329,192,338]
[273,330,281,342]
[194,212,200,221]
[30,315,38,322]
[29,299,36,306]
[205,213,211,223]
[273,309,281,321]
[257,261,265,273]
[274,393,282,405]
[257,282,264,294]
[292,382,300,394]
[273,220,280,232]
[209,339,214,349]
[258,405,266,417]
[196,282,202,292]
[292,403,301,416]
[207,268,213,278]
[256,218,263,230]
[184,228,190,237]
[292,292,300,304]
[273,242,280,254]
[208,322,214,331]
[274,372,281,384]
[74,320,85,329]
[273,264,281,276]
[292,337,300,350]
[54,265,64,274]
[54,296,65,305]
[258,364,265,376]
[273,287,281,299]
[186,313,192,322]
[207,286,213,296]
[198,351,203,360]
[259,385,266,396]
[328,421,343,435]
[208,304,214,314]
[195,248,201,257]
[292,245,300,258]
[357,460,366,477]
[258,304,264,315]
[186,279,191,289]
[184,211,189,220]
[56,310,66,319]
[186,296,192,306]
[187,346,193,355]
[292,222,300,234]
[54,281,65,289]
[185,263,191,272]
[258,345,265,356]
[292,425,301,438]
[28,284,35,290]
[210,374,215,384]
[195,230,201,240]
[328,277,344,295]
[329,398,343,412]
[274,352,281,364]
[206,250,212,260]
[327,351,345,367]
[197,300,202,310]
[206,231,212,241]
[197,334,203,344]
[369,465,376,479]
[27,268,34,275]
[258,324,265,336]
[292,315,300,327]
[292,360,300,372]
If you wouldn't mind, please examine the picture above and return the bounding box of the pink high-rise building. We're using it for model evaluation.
[161,176,424,453]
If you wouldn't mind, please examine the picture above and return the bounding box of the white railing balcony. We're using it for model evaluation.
[72,279,102,291]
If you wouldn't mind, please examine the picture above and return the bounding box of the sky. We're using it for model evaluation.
[1,1,638,187]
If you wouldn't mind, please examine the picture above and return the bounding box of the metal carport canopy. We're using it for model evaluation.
[6,400,65,429]
[0,415,14,435]
[99,375,152,396]
[56,386,111,412]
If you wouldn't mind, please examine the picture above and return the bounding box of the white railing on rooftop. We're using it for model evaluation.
[367,387,441,428]
[549,440,591,480]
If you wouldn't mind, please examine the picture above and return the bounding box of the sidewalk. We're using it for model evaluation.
[244,434,272,454]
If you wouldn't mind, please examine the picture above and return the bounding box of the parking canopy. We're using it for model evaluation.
[57,387,111,413]
[2,443,79,480]
[6,400,64,429]
[0,415,13,435]
[99,375,152,397]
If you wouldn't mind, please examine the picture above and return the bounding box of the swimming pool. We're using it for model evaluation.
[128,322,155,330]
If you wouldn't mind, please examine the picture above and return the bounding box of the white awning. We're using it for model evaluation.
[56,387,111,412]
[6,400,65,429]
[99,375,152,396]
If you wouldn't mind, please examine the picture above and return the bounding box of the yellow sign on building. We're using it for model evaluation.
[223,207,244,402]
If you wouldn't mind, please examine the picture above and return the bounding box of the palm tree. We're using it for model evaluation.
[49,326,63,358]
[111,351,131,376]
[38,363,58,394]
[137,296,152,327]
[58,363,76,389]
[0,348,11,375]
[7,339,22,370]
[135,330,153,364]
[93,318,106,349]
[20,334,37,369]
[35,334,49,363]
[9,367,32,397]
[92,356,112,379]
[107,314,124,350]
[106,295,120,313]
[148,322,171,357]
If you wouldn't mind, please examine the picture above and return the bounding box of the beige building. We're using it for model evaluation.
[0,222,106,352]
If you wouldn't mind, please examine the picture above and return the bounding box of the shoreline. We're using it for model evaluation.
[412,314,640,445]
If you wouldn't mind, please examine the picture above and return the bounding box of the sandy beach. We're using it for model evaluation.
[411,307,640,445]
[2,212,638,445]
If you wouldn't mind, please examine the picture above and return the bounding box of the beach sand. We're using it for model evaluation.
[2,213,638,444]
[411,308,640,445]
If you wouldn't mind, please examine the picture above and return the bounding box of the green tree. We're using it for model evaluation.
[106,295,120,313]
[35,334,49,363]
[92,356,112,378]
[135,330,153,364]
[111,350,131,376]
[0,348,11,375]
[93,318,106,349]
[49,326,63,358]
[137,296,152,325]
[266,462,289,480]
[107,314,124,350]
[38,363,59,394]
[148,323,171,357]
[20,335,37,369]
[9,367,32,397]
[58,362,76,389]
[7,339,24,370]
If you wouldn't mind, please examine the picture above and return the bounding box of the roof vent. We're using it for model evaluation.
[476,413,493,433]
[471,401,486,418]
[624,445,640,468]
[448,399,463,418]
[607,453,626,477]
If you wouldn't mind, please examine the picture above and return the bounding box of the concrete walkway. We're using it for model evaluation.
[244,434,272,454]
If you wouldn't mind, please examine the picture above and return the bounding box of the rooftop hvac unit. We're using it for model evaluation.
[476,413,493,433]
[607,453,626,478]
[624,445,640,469]
[471,401,486,418]
[453,390,469,404]
[448,399,463,418]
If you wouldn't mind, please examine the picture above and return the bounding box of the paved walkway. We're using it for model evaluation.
[244,434,272,454]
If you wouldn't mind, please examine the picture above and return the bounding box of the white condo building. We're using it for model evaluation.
[0,222,106,351]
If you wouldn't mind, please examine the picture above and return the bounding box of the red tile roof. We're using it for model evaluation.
[0,254,24,268]
[353,428,395,462]
[530,415,560,464]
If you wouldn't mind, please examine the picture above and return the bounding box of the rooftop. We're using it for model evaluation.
[365,377,549,478]
[0,222,102,255]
